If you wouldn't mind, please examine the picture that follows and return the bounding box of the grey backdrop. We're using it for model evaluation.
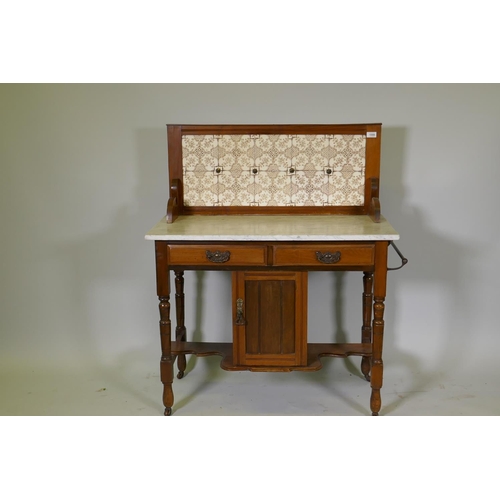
[1,83,499,414]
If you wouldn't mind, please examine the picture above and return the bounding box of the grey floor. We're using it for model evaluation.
[1,352,498,416]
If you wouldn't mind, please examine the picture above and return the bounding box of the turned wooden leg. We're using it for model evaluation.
[156,241,174,416]
[370,297,385,415]
[159,296,174,415]
[175,271,187,379]
[361,272,373,381]
[370,242,388,416]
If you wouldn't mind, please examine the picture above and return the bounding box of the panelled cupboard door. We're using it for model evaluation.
[232,271,307,367]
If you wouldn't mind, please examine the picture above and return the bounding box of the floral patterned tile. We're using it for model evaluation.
[181,134,367,207]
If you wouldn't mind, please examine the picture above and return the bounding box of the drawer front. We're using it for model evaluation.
[273,244,375,267]
[168,245,267,266]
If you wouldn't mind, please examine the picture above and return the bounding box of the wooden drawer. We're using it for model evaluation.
[168,244,267,266]
[273,244,374,267]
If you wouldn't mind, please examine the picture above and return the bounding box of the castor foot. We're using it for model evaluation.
[177,370,184,379]
[372,412,379,416]
[164,407,172,416]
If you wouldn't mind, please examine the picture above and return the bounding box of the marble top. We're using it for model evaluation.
[145,215,399,241]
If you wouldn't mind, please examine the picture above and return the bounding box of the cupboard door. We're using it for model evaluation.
[232,271,307,367]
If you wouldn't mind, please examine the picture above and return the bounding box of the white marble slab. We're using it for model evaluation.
[145,215,399,241]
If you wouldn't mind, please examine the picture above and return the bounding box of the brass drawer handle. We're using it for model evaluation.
[235,298,245,325]
[316,251,341,264]
[206,250,231,263]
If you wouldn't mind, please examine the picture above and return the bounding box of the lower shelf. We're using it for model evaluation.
[171,341,372,372]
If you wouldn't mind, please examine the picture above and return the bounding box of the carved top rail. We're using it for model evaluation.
[166,124,382,223]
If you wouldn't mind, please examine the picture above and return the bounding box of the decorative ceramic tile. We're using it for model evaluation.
[182,135,218,171]
[183,171,217,206]
[254,135,292,171]
[218,135,255,170]
[291,171,329,206]
[181,134,366,206]
[330,171,364,206]
[254,171,291,206]
[217,169,255,206]
[292,135,329,171]
[331,135,366,172]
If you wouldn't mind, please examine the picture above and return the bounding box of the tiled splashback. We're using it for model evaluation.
[182,134,366,207]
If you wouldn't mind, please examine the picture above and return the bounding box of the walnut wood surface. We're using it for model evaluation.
[174,124,378,134]
[181,206,367,217]
[370,241,388,415]
[174,271,186,379]
[166,242,375,269]
[166,179,180,223]
[156,241,174,415]
[369,198,381,222]
[171,341,372,372]
[368,178,381,222]
[361,272,373,381]
[273,244,374,266]
[168,244,267,266]
[232,271,307,367]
